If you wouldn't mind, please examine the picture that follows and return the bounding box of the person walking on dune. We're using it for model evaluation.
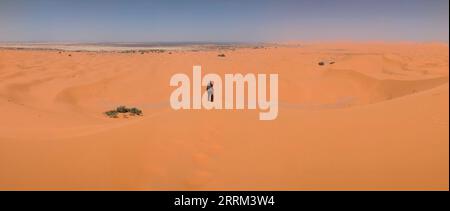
[207,81,214,102]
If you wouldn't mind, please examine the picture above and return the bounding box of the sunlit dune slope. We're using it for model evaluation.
[0,42,448,190]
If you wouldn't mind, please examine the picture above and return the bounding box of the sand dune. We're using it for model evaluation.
[0,42,448,190]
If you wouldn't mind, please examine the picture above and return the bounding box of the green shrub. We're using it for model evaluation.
[116,106,129,113]
[105,110,118,118]
[105,106,143,118]
[129,107,143,116]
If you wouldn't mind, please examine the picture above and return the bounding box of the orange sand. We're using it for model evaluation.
[0,42,448,190]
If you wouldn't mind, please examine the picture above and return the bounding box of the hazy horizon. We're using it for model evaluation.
[0,0,448,43]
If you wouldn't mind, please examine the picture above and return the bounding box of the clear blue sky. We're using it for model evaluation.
[0,0,448,42]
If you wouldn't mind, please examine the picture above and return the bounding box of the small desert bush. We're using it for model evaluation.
[105,106,143,118]
[116,106,129,113]
[105,110,118,118]
[129,107,143,116]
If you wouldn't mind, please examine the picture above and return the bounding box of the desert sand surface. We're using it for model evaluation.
[0,42,448,190]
